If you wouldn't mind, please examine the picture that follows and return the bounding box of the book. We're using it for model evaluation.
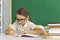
[14,34,39,37]
[48,24,60,26]
[48,22,60,28]
[48,22,60,26]
[49,28,60,33]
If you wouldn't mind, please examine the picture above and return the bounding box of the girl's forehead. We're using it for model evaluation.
[16,14,26,19]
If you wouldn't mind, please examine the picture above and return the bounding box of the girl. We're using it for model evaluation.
[5,8,45,35]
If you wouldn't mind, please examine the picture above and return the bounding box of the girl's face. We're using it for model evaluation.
[16,14,28,26]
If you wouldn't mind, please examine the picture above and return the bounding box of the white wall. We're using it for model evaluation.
[2,0,10,33]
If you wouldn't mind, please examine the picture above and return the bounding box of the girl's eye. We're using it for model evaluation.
[17,19,26,21]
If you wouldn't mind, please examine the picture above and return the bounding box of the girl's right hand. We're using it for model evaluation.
[9,30,16,36]
[5,27,16,36]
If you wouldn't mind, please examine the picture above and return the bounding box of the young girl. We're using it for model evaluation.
[5,8,45,35]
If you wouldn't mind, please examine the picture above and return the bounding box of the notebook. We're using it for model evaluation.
[14,34,39,37]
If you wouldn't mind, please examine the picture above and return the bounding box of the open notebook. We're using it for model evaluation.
[14,34,39,37]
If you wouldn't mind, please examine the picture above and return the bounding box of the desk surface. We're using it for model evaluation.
[0,34,60,40]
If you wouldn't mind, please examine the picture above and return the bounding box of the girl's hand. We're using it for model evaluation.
[19,31,26,35]
[19,30,30,35]
[5,27,16,36]
[9,30,16,36]
[23,30,30,34]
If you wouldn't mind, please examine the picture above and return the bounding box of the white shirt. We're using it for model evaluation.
[10,20,44,34]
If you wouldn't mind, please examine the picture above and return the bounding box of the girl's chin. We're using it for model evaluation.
[19,23,24,26]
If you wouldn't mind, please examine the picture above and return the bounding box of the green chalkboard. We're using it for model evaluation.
[12,0,60,26]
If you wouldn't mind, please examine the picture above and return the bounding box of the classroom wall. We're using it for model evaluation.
[2,0,10,33]
[12,0,60,26]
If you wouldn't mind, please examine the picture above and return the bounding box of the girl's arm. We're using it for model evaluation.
[5,27,16,35]
[23,27,45,35]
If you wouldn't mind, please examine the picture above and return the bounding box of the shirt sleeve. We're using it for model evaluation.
[29,22,36,30]
[35,25,45,32]
[38,25,44,30]
[29,22,44,31]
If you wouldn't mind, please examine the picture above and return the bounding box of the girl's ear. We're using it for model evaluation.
[26,16,29,20]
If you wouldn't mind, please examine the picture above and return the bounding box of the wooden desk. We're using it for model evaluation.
[0,34,45,40]
[1,34,60,40]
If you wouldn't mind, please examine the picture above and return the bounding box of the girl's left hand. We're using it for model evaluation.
[23,30,30,34]
[19,31,26,35]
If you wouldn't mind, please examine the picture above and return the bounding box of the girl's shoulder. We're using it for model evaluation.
[27,20,35,25]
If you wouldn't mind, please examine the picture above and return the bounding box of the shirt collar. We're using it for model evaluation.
[23,20,29,27]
